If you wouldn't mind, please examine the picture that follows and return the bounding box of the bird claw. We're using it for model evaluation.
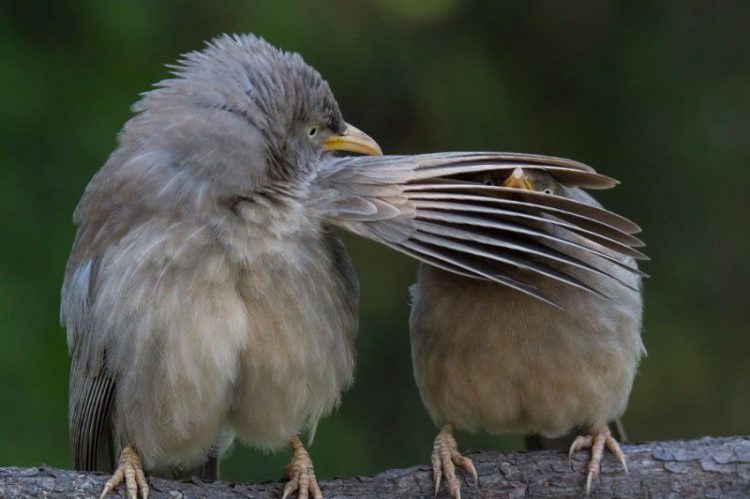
[431,423,478,499]
[282,437,323,499]
[100,446,149,499]
[568,427,627,495]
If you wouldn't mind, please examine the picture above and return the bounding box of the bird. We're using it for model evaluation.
[60,34,644,499]
[410,167,646,497]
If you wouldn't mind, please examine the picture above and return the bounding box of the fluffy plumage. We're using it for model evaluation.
[62,36,360,483]
[61,34,644,498]
[410,170,645,497]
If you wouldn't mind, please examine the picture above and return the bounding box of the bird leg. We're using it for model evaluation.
[431,422,478,499]
[282,436,323,499]
[568,425,628,495]
[100,446,149,499]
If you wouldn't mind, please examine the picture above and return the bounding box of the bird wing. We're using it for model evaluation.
[316,152,645,304]
[61,169,134,472]
[68,350,116,471]
[62,253,117,472]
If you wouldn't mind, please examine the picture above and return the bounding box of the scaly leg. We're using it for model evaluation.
[100,446,149,499]
[569,425,628,495]
[282,436,323,499]
[431,423,478,499]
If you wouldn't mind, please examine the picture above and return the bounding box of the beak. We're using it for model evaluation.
[501,167,534,190]
[322,123,383,156]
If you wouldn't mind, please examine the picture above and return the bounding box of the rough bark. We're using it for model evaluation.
[1,436,749,498]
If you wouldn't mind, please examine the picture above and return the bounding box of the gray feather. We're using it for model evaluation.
[396,240,560,307]
[316,152,647,298]
[404,184,642,235]
[68,357,116,471]
[407,191,643,244]
[412,164,618,189]
[413,222,620,295]
[413,199,645,255]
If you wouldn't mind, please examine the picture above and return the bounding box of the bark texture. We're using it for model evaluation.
[1,436,749,498]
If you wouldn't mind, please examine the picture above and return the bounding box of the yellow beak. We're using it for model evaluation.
[321,123,383,156]
[501,167,534,190]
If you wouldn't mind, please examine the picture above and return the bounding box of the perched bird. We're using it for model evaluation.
[410,167,646,497]
[61,34,642,499]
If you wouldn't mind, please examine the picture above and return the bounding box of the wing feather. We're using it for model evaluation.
[62,254,117,472]
[68,351,116,471]
[414,200,647,259]
[414,222,634,293]
[318,152,647,302]
[404,183,642,235]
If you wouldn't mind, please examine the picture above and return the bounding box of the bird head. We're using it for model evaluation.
[480,167,562,196]
[114,34,381,215]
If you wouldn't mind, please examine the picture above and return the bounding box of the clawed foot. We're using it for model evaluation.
[100,446,149,499]
[282,436,323,499]
[431,423,478,499]
[569,426,627,495]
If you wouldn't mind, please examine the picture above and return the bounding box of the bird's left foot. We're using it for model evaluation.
[282,436,323,499]
[100,446,149,499]
[431,423,478,499]
[569,426,627,495]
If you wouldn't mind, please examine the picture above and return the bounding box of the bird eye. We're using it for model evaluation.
[543,188,553,195]
[307,125,320,138]
[483,179,495,186]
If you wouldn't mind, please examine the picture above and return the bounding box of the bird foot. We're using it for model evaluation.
[431,423,478,499]
[282,436,323,499]
[568,426,628,495]
[100,446,149,499]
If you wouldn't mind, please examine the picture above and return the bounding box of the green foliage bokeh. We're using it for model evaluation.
[1,0,748,482]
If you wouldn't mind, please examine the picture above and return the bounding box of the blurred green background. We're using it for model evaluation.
[1,0,749,484]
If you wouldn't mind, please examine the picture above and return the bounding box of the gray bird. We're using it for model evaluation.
[61,34,643,499]
[410,167,646,497]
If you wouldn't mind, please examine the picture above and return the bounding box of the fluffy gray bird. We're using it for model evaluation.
[410,167,646,497]
[61,34,643,499]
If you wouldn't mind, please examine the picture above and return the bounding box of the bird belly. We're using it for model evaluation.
[419,331,635,437]
[100,222,354,471]
[101,233,252,472]
[411,276,641,438]
[227,245,356,450]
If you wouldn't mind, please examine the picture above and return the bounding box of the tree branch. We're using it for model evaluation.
[1,436,749,498]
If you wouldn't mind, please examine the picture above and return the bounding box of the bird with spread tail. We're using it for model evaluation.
[61,34,644,499]
[410,167,646,497]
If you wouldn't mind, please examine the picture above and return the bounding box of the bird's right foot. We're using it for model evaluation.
[282,436,323,499]
[431,423,478,499]
[569,425,628,495]
[100,446,149,499]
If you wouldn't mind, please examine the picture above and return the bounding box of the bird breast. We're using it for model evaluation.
[95,203,355,469]
[410,263,644,438]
